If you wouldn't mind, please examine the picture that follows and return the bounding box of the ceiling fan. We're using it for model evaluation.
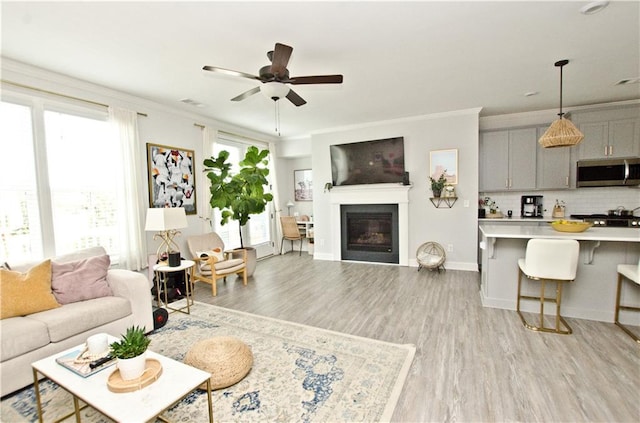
[202,43,343,107]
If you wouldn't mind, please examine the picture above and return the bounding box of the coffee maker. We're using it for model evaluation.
[521,195,543,218]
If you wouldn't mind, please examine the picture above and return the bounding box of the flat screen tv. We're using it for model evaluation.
[330,137,405,186]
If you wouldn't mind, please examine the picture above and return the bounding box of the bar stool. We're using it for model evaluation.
[516,239,580,335]
[614,263,640,343]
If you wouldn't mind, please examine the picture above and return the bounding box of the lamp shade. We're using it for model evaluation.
[145,207,188,231]
[261,82,290,100]
[538,117,585,148]
[286,200,295,208]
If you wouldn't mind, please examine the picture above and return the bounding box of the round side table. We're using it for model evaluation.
[153,259,195,314]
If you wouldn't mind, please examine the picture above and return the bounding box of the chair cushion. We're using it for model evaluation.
[199,258,245,275]
[0,260,60,319]
[197,248,226,273]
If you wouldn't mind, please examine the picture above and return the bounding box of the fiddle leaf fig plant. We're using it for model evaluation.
[203,146,273,248]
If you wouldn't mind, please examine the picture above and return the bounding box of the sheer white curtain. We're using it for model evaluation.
[200,126,216,232]
[268,141,283,249]
[108,106,146,270]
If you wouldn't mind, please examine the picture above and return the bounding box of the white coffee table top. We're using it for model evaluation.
[31,335,210,422]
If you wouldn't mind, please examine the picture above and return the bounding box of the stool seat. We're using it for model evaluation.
[184,336,253,390]
[615,263,640,343]
[617,264,639,285]
[516,239,580,335]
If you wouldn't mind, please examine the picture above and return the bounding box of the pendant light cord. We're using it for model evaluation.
[558,64,564,118]
[555,59,569,118]
[273,99,281,136]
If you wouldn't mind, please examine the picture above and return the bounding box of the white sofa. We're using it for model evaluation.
[0,247,153,396]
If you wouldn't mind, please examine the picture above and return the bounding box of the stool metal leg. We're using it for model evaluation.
[517,268,572,335]
[614,273,640,343]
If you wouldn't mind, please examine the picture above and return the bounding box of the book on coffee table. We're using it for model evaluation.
[55,349,116,377]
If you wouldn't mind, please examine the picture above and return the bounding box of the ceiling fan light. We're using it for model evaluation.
[538,117,585,148]
[260,82,289,100]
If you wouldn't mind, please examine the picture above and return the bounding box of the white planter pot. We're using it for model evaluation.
[117,352,147,380]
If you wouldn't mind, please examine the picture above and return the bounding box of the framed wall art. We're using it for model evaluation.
[146,143,196,214]
[294,169,313,201]
[429,149,458,185]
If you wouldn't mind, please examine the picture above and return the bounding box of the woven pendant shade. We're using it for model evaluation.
[539,59,584,148]
[538,117,585,148]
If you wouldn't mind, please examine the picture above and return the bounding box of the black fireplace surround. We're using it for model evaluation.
[340,204,399,264]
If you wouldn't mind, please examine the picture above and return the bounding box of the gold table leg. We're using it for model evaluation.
[33,368,44,423]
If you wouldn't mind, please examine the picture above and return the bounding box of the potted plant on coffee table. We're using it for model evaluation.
[203,146,273,276]
[110,326,151,381]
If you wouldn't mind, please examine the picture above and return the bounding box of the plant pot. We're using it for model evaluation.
[432,190,442,198]
[117,352,147,380]
[244,247,257,277]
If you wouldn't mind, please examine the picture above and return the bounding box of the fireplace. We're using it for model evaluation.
[341,204,399,264]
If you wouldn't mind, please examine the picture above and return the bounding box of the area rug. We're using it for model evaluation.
[1,302,415,422]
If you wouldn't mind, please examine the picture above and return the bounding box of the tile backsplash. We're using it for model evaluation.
[480,187,640,217]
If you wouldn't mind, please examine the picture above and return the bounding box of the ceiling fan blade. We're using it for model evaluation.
[289,75,343,85]
[203,65,261,81]
[286,89,307,107]
[270,43,293,77]
[231,86,261,102]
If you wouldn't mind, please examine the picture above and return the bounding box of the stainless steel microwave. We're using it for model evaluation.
[577,157,640,187]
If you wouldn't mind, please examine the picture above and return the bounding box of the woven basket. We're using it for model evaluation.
[538,118,584,148]
[184,336,253,390]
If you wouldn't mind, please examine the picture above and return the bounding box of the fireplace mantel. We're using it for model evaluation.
[329,184,411,205]
[329,184,411,265]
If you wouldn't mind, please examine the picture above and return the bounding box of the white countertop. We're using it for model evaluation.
[479,217,580,223]
[479,224,640,242]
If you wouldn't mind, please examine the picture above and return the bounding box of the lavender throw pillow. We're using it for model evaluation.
[51,254,112,304]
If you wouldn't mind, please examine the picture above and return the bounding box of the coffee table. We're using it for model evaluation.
[31,336,213,422]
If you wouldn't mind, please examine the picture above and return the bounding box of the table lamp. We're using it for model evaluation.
[145,207,188,262]
[286,200,294,216]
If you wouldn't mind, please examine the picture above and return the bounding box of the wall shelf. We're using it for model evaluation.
[430,197,458,208]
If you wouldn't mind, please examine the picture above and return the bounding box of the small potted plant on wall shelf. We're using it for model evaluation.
[430,171,447,198]
[110,326,151,381]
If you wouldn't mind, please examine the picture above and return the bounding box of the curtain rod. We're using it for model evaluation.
[1,80,148,117]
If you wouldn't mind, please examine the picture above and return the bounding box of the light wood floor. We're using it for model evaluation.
[191,254,640,422]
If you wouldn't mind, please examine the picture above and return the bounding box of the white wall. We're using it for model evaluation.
[310,109,481,271]
[275,156,314,218]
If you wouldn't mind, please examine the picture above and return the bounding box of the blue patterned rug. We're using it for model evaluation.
[1,302,415,422]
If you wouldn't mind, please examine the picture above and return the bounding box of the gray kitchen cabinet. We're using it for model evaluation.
[480,127,537,191]
[536,126,571,189]
[573,105,640,160]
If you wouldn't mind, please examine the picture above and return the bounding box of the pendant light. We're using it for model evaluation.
[538,59,585,148]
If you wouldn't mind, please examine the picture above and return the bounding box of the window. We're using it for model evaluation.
[44,110,119,256]
[211,138,272,252]
[0,99,121,264]
[0,102,42,261]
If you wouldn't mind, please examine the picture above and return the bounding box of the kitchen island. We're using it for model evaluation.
[479,224,640,324]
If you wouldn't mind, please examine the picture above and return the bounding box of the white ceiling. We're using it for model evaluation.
[2,1,639,138]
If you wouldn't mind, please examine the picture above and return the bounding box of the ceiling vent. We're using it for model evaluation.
[615,77,640,86]
[179,98,206,108]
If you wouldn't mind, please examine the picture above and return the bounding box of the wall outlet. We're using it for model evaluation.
[447,244,453,252]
